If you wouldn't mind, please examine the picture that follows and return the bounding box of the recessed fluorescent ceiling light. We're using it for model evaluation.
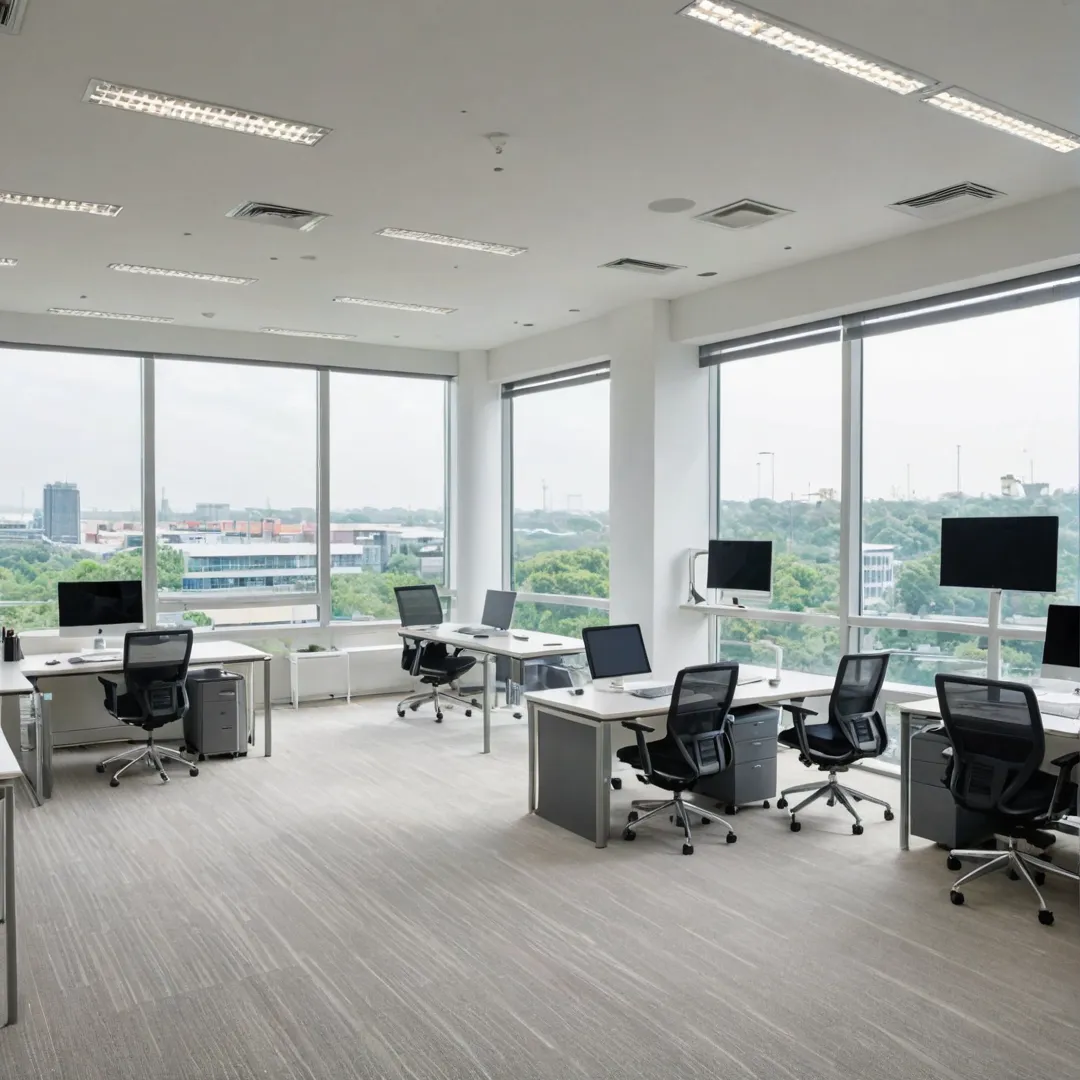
[375,227,526,257]
[261,327,356,340]
[0,258,17,267]
[49,308,173,323]
[0,190,122,216]
[921,87,1080,153]
[679,1,931,95]
[84,79,331,146]
[109,262,257,285]
[333,296,456,315]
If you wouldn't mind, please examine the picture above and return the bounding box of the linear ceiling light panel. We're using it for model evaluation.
[0,190,122,216]
[333,296,456,315]
[679,1,932,95]
[921,88,1080,153]
[261,327,356,340]
[0,258,17,267]
[109,262,257,285]
[49,308,174,323]
[84,79,331,146]
[375,227,527,257]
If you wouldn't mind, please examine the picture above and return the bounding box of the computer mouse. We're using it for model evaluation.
[513,634,528,640]
[46,659,60,666]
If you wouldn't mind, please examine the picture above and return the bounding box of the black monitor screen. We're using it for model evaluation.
[57,580,143,628]
[1042,604,1080,670]
[582,624,651,680]
[481,589,517,630]
[707,540,773,592]
[395,584,444,626]
[939,516,1058,592]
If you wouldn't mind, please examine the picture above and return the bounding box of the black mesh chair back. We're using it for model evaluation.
[935,675,1044,816]
[122,629,193,724]
[394,585,444,627]
[829,652,890,754]
[665,662,740,781]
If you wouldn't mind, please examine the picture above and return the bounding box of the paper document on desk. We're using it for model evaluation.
[1036,692,1080,719]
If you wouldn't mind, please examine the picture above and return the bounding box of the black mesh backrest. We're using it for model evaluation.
[395,585,444,627]
[826,652,890,756]
[665,662,739,780]
[935,674,1044,814]
[123,629,193,722]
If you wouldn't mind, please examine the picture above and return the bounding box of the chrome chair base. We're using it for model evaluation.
[98,738,197,786]
[778,769,893,833]
[624,792,736,854]
[396,685,473,723]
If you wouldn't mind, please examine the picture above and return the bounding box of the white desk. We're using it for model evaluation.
[0,666,30,1026]
[525,666,837,847]
[288,649,350,709]
[20,640,273,803]
[398,626,585,753]
[898,696,1080,852]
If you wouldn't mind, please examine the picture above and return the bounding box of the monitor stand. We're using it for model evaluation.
[595,677,627,693]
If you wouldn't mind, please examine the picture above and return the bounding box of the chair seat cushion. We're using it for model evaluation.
[1006,771,1078,817]
[617,736,694,788]
[421,653,476,679]
[778,722,851,756]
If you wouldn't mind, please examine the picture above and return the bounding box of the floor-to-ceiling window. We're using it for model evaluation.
[504,365,610,637]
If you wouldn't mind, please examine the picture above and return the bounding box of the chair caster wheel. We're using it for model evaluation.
[852,824,864,835]
[396,709,405,718]
[622,828,636,841]
[884,809,894,821]
[611,777,622,790]
[435,713,444,723]
[725,804,738,815]
[1034,871,1046,886]
[109,777,119,787]
[627,811,639,823]
[726,833,737,844]
[513,712,522,719]
[159,772,169,782]
[776,798,788,810]
[700,817,710,826]
[826,798,836,807]
[950,890,964,906]
[189,767,199,777]
[1038,909,1054,926]
[1007,869,1020,881]
[762,800,770,809]
[682,843,694,856]
[946,855,962,871]
[409,704,419,712]
[464,710,472,718]
[790,820,801,832]
[96,763,105,774]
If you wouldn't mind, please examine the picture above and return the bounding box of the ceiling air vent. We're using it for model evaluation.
[226,201,329,232]
[696,199,792,230]
[600,257,684,274]
[889,182,1006,222]
[0,0,28,33]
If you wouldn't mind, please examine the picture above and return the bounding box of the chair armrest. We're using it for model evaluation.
[1051,751,1080,771]
[941,746,953,758]
[621,721,655,733]
[621,721,654,777]
[1045,751,1080,817]
[780,703,818,718]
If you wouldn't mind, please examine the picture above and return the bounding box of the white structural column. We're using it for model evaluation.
[452,350,503,622]
[608,300,710,674]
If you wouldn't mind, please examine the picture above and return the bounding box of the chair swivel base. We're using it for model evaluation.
[777,770,894,834]
[947,837,1079,926]
[97,735,199,786]
[396,687,474,724]
[623,791,737,855]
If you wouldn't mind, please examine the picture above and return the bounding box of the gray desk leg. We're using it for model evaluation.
[263,659,272,758]
[594,723,611,849]
[40,691,53,802]
[527,704,537,813]
[4,782,16,1024]
[899,709,911,851]
[482,654,494,755]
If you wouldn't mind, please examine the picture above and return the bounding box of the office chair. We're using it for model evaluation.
[394,585,477,723]
[96,629,199,786]
[776,652,893,834]
[617,662,740,855]
[935,674,1079,926]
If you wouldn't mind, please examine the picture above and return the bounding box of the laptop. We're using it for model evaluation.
[458,590,517,636]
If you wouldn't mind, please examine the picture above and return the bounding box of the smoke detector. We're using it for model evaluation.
[696,199,793,230]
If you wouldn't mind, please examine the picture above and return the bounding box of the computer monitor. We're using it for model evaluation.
[481,589,517,630]
[707,540,773,602]
[582,624,651,690]
[1041,603,1080,681]
[57,580,144,630]
[939,516,1058,592]
[394,584,445,627]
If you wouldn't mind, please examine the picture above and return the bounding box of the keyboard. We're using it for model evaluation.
[631,684,675,700]
[69,652,122,664]
[457,626,509,637]
[1036,691,1080,719]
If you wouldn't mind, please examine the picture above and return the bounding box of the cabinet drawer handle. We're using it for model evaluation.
[752,763,762,769]
[751,741,762,747]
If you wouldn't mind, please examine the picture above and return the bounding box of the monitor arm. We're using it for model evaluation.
[687,548,708,604]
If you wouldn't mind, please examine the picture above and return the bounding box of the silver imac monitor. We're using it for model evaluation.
[707,540,773,605]
[582,624,651,691]
[481,589,517,630]
[1041,603,1080,681]
[57,580,144,635]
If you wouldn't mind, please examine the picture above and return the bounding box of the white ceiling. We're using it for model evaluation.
[0,0,1078,353]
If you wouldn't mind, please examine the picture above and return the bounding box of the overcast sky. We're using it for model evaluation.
[1,297,1075,517]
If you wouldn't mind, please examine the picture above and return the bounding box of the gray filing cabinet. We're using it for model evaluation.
[910,726,996,847]
[696,706,779,812]
[183,669,248,760]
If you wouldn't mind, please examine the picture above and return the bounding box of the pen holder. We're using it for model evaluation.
[2,633,17,662]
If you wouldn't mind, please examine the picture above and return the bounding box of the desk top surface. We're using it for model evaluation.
[901,695,1080,737]
[398,625,584,659]
[0,661,33,697]
[525,665,837,722]
[21,638,270,678]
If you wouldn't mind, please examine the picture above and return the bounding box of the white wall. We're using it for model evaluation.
[0,310,458,376]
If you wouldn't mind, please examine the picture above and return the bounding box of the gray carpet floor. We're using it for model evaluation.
[0,697,1077,1080]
